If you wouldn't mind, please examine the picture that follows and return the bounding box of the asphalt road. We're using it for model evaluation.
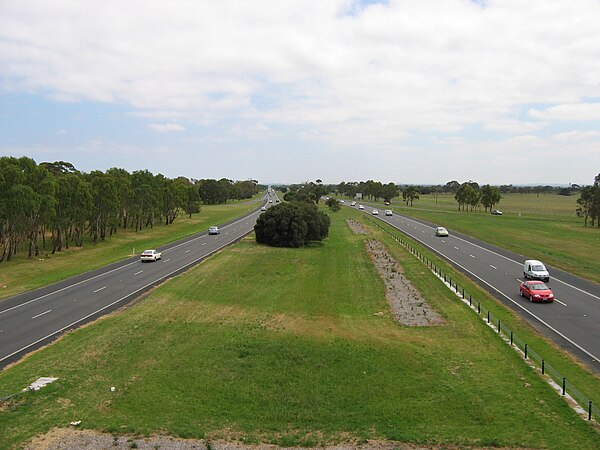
[0,195,277,369]
[352,203,600,372]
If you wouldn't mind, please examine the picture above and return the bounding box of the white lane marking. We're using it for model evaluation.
[490,265,498,270]
[134,271,143,275]
[440,240,446,243]
[202,243,207,246]
[93,286,106,293]
[32,310,52,319]
[375,219,600,363]
[185,249,191,253]
[164,259,170,262]
[454,246,459,250]
[555,299,568,307]
[1,224,257,365]
[402,217,600,301]
[470,254,476,258]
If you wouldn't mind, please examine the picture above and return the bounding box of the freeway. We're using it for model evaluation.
[0,194,276,369]
[354,203,600,372]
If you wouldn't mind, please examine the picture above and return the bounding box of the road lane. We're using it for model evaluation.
[0,195,276,368]
[353,204,600,372]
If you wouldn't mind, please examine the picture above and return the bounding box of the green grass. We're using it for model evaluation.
[356,193,600,284]
[1,207,598,449]
[0,196,263,301]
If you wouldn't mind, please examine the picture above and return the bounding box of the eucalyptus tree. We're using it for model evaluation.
[87,171,120,242]
[480,185,502,212]
[402,186,420,206]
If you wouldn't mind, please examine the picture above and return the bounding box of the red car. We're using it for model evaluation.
[519,280,554,302]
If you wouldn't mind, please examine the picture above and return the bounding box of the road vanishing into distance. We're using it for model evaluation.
[0,195,275,369]
[353,203,600,373]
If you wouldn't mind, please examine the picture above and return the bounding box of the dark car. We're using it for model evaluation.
[519,280,554,302]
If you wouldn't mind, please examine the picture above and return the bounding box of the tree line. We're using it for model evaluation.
[0,156,260,262]
[576,173,600,227]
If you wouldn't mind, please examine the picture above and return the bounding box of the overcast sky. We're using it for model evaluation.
[1,0,599,185]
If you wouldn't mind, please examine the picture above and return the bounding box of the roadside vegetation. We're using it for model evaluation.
[1,207,598,449]
[0,197,262,301]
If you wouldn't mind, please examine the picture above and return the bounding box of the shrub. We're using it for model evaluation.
[254,202,330,247]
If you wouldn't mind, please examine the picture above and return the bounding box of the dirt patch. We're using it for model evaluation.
[23,428,527,450]
[346,219,369,235]
[365,239,445,327]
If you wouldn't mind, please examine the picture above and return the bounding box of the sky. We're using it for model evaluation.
[1,0,599,186]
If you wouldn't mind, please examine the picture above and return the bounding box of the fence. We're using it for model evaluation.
[368,218,598,422]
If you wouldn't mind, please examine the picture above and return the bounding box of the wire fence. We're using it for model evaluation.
[368,218,598,422]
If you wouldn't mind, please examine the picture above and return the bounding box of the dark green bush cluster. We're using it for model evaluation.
[254,202,330,247]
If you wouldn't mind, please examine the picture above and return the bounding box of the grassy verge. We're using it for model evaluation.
[0,196,262,301]
[1,206,599,449]
[354,193,600,284]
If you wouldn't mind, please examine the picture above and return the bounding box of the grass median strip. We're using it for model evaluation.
[0,207,598,449]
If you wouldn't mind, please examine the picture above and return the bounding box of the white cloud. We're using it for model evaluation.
[148,123,185,132]
[1,0,600,183]
[528,103,600,121]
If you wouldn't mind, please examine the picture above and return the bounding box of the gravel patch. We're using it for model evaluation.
[346,219,369,235]
[365,239,445,326]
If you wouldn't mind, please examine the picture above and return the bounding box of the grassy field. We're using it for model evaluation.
[0,196,263,301]
[1,206,598,449]
[355,193,600,284]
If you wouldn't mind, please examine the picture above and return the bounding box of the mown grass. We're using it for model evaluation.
[0,196,262,301]
[358,193,600,284]
[1,207,598,449]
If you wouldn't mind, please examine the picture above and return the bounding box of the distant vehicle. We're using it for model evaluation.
[519,280,554,302]
[358,205,365,210]
[351,201,357,206]
[385,210,393,216]
[208,226,220,235]
[260,206,267,211]
[372,209,379,215]
[491,210,503,215]
[384,201,390,205]
[339,200,345,203]
[435,227,449,237]
[523,259,550,282]
[269,199,273,203]
[140,249,161,262]
[275,199,280,203]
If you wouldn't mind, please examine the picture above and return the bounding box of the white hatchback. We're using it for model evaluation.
[435,227,449,237]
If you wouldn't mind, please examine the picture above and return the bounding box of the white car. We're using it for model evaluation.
[351,201,357,206]
[358,204,365,210]
[260,206,267,211]
[140,249,161,262]
[385,210,393,216]
[435,227,449,237]
[372,209,379,215]
[340,200,345,203]
[208,226,220,235]
[269,199,273,203]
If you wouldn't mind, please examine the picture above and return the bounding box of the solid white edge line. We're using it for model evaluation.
[0,220,257,364]
[377,215,600,363]
[391,213,600,301]
[0,204,266,316]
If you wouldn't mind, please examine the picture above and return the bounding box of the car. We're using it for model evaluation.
[269,199,273,203]
[275,199,280,203]
[435,226,449,237]
[523,259,550,282]
[351,201,357,206]
[384,201,390,205]
[340,200,345,203]
[385,209,393,216]
[140,249,161,262]
[260,206,267,211]
[519,280,554,302]
[208,226,220,235]
[372,209,379,215]
[358,204,365,210]
[491,210,503,215]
